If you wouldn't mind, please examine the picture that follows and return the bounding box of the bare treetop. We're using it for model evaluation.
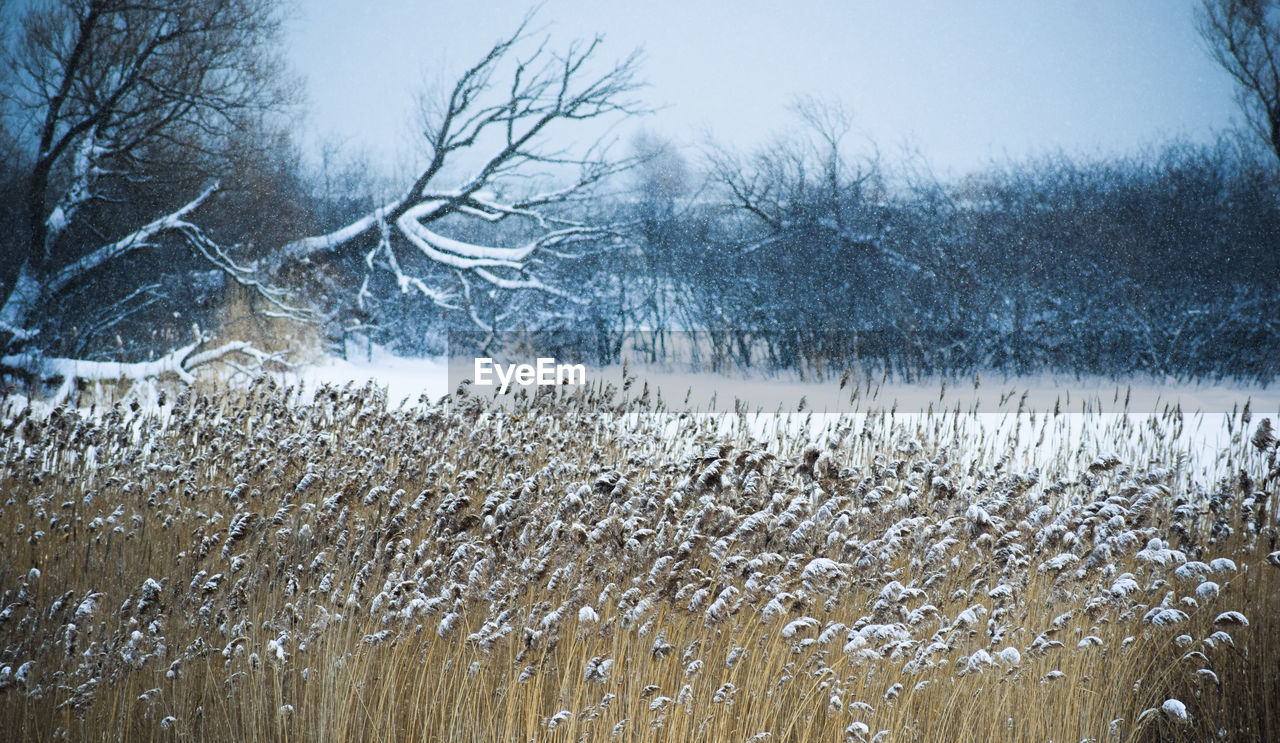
[8,0,295,258]
[1198,0,1280,164]
[704,96,878,238]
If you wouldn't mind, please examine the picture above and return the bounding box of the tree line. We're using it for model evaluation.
[581,128,1280,381]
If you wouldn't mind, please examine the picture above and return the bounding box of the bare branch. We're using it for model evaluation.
[1198,0,1280,163]
[271,13,647,335]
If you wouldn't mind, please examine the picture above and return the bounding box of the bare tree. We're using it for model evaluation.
[271,14,646,339]
[1198,0,1280,164]
[628,130,692,338]
[698,98,927,369]
[0,0,302,379]
[703,96,884,259]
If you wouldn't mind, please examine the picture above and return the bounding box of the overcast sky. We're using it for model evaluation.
[288,0,1239,180]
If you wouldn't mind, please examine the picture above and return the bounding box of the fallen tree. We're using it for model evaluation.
[2,336,289,404]
[270,13,646,345]
[1,4,647,388]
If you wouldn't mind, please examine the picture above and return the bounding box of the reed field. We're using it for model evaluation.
[0,376,1277,742]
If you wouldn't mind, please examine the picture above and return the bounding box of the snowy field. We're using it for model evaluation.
[289,345,1279,416]
[283,346,1278,483]
[4,345,1272,488]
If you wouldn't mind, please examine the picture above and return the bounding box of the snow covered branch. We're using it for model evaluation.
[2,339,291,403]
[1,182,308,354]
[271,13,645,332]
[45,182,221,298]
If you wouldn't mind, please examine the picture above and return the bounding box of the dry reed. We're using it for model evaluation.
[0,376,1275,741]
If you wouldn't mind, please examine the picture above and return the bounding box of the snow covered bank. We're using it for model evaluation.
[283,345,450,407]
[5,345,1272,484]
[282,347,1277,416]
[270,349,1277,484]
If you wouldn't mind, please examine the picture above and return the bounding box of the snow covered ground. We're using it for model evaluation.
[276,346,1276,483]
[289,345,1278,416]
[286,344,451,407]
[4,344,1271,485]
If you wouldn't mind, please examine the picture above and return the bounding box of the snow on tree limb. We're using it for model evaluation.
[0,270,44,344]
[44,128,107,252]
[2,340,289,396]
[1,182,309,350]
[1,0,299,363]
[276,203,399,266]
[268,12,645,331]
[174,218,310,322]
[44,182,221,298]
[397,202,535,265]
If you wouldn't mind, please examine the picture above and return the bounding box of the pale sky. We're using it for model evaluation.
[288,0,1240,181]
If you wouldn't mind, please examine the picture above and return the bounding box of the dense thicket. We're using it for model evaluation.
[464,137,1280,382]
[3,112,1275,381]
